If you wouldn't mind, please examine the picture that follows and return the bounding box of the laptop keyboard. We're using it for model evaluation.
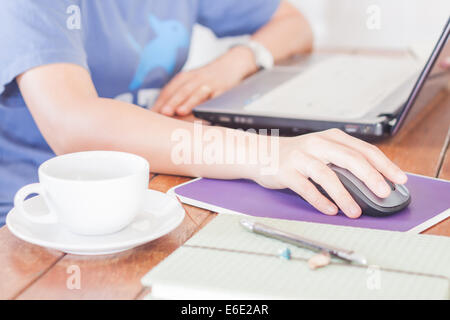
[244,55,422,120]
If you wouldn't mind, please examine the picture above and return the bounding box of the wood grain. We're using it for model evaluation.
[0,176,160,299]
[424,128,450,236]
[16,214,198,300]
[149,174,213,225]
[0,227,63,299]
[15,174,205,300]
[438,129,450,180]
[376,91,450,176]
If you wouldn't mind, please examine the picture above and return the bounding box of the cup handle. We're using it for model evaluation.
[14,183,58,224]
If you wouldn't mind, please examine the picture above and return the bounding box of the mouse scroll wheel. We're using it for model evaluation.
[384,178,396,191]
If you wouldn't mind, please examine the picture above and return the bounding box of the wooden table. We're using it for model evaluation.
[1,80,449,301]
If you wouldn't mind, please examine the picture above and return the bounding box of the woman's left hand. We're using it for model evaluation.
[152,46,258,116]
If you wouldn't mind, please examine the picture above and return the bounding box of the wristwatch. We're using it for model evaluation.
[234,40,274,70]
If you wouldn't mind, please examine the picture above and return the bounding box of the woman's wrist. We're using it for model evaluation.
[228,128,283,182]
[222,46,259,80]
[189,125,278,182]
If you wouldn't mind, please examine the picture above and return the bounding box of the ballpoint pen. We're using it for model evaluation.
[240,219,368,265]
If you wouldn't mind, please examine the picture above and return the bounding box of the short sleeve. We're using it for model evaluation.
[0,0,88,95]
[197,0,280,37]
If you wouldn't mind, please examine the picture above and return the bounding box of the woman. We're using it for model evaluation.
[0,0,407,226]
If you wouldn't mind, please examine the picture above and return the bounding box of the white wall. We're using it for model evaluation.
[293,0,449,49]
[185,0,449,69]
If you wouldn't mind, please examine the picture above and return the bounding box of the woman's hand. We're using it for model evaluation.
[152,46,258,116]
[253,129,407,218]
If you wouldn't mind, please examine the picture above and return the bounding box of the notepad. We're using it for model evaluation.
[168,173,450,232]
[141,214,450,299]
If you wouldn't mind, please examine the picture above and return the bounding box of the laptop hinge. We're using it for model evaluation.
[387,118,398,128]
[377,112,398,133]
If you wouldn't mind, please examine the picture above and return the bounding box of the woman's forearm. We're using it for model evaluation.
[19,63,277,206]
[18,64,264,180]
[251,1,313,62]
[59,96,265,180]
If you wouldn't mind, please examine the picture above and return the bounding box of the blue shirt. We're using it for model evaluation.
[0,0,279,225]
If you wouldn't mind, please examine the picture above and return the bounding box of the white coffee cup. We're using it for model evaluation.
[14,151,150,235]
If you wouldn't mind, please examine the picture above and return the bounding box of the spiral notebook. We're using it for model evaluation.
[168,173,450,233]
[141,214,450,299]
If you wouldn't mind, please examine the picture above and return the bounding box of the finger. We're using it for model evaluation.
[211,88,226,98]
[154,73,191,110]
[294,156,361,218]
[160,80,201,116]
[310,138,391,198]
[153,73,191,111]
[322,129,407,184]
[175,85,212,116]
[439,56,450,69]
[282,171,338,216]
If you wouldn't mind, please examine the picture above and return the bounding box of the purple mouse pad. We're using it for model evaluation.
[171,174,450,232]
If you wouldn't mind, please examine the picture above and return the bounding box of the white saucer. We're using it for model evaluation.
[6,190,185,255]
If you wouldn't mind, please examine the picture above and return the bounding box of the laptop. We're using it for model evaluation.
[194,18,449,140]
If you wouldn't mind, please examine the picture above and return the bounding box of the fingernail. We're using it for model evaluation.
[444,56,450,65]
[162,106,172,115]
[325,205,337,215]
[349,205,361,218]
[396,171,407,183]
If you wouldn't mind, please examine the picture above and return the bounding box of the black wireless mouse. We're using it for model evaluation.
[310,164,411,217]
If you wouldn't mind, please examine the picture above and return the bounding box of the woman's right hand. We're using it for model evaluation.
[252,129,407,218]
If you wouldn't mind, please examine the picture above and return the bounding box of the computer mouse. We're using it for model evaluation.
[309,164,411,217]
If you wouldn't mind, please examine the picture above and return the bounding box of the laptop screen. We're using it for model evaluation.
[391,17,450,135]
